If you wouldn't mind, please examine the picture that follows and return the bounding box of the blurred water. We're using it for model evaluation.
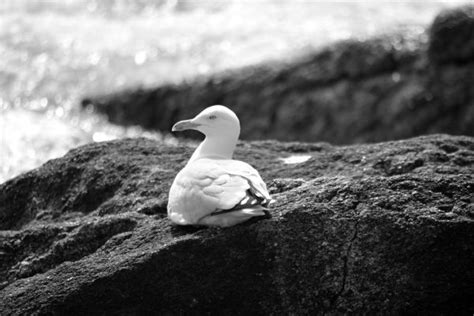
[0,0,468,183]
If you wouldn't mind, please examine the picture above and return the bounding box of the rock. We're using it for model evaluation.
[83,6,474,144]
[0,134,473,314]
[428,5,474,64]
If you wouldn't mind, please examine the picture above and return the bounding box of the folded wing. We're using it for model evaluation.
[168,158,272,226]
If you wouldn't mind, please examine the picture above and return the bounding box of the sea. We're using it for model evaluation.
[0,0,467,183]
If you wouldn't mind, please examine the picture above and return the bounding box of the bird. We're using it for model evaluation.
[167,105,273,227]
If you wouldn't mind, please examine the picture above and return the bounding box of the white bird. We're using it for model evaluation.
[167,105,272,227]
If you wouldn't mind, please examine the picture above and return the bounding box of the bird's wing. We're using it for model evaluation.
[185,159,271,211]
[174,163,246,212]
[212,159,272,201]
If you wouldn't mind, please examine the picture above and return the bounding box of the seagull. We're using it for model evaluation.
[167,105,272,227]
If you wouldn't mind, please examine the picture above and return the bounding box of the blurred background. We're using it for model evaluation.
[0,0,470,183]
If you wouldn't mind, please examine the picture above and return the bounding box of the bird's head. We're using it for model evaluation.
[172,105,240,138]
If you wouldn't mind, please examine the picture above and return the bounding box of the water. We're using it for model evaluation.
[0,0,468,183]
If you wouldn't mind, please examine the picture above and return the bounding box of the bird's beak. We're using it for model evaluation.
[171,119,201,132]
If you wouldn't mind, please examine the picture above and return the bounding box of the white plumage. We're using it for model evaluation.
[167,105,272,227]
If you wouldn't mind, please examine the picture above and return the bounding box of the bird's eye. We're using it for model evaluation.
[208,115,217,120]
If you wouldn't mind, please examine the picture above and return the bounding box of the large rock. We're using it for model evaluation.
[0,134,473,314]
[428,5,474,64]
[83,6,474,144]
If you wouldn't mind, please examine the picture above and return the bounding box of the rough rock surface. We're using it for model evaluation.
[83,6,474,144]
[0,134,473,315]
